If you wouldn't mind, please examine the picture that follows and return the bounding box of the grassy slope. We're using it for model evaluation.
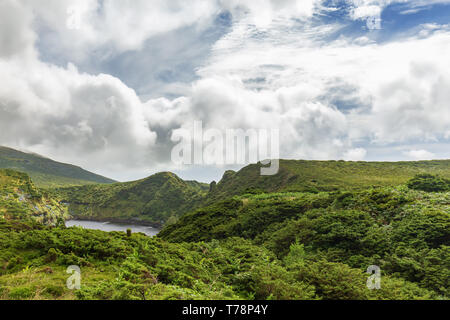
[0,146,116,188]
[0,219,438,300]
[160,187,450,243]
[207,159,450,203]
[55,172,209,226]
[0,169,68,225]
[159,186,450,297]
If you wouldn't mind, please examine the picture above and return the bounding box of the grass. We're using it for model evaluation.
[0,265,115,300]
[207,159,450,203]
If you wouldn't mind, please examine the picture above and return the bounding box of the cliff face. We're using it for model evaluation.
[0,169,68,225]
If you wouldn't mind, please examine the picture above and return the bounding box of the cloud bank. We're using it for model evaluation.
[0,0,449,181]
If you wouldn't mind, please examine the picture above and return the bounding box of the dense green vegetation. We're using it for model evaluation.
[0,160,449,300]
[0,219,439,300]
[54,173,209,226]
[56,159,450,225]
[159,186,449,297]
[0,146,115,188]
[407,174,450,192]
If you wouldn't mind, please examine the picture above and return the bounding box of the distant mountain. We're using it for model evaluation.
[0,146,116,188]
[55,172,209,227]
[0,169,68,224]
[206,159,450,203]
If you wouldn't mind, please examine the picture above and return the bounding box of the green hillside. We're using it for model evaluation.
[55,159,450,227]
[207,159,450,203]
[159,183,450,297]
[0,146,116,188]
[0,162,449,300]
[1,219,436,300]
[0,169,68,225]
[55,172,209,227]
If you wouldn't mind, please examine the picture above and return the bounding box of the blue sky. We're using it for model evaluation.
[0,0,449,182]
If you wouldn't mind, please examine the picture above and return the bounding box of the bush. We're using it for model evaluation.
[44,284,65,298]
[8,286,35,300]
[407,174,449,192]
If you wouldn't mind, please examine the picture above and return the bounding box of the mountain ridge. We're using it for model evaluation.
[206,159,450,203]
[55,158,450,226]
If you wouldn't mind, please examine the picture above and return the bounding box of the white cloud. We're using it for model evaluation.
[0,58,158,178]
[0,2,159,179]
[25,0,219,54]
[0,0,35,58]
[199,14,450,148]
[404,149,435,160]
[24,0,326,65]
[344,148,368,161]
[219,0,323,27]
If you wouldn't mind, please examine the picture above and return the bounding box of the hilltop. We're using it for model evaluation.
[0,146,116,188]
[55,172,209,227]
[206,159,450,203]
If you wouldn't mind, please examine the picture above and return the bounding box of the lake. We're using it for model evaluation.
[65,220,160,237]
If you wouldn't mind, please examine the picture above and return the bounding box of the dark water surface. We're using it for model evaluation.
[66,220,160,237]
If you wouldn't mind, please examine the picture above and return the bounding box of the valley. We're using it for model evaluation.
[0,152,448,300]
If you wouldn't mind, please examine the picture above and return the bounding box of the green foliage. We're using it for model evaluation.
[47,159,450,227]
[294,259,433,300]
[160,186,449,298]
[283,241,306,269]
[0,146,115,188]
[206,159,450,202]
[0,199,446,301]
[8,286,35,300]
[0,169,68,225]
[407,174,450,192]
[159,193,333,242]
[54,172,208,226]
[1,159,449,301]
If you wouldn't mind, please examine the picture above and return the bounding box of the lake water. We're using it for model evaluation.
[66,220,160,237]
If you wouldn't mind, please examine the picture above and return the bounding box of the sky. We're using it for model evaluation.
[0,0,450,182]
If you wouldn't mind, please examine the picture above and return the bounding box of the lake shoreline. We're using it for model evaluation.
[66,219,160,237]
[67,216,162,229]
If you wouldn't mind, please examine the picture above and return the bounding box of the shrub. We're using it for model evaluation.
[44,284,65,298]
[407,174,449,192]
[8,286,35,300]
